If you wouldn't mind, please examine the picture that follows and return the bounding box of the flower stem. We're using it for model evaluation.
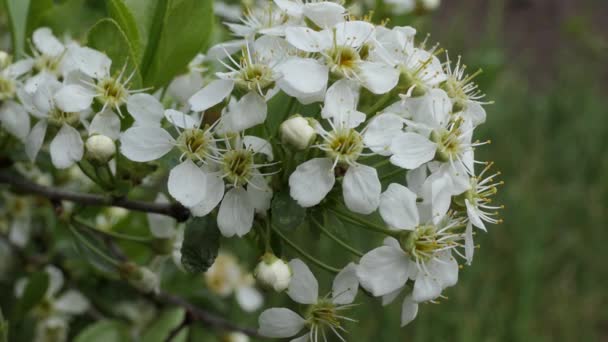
[68,224,121,267]
[329,207,399,238]
[72,217,154,244]
[271,224,340,274]
[311,215,363,258]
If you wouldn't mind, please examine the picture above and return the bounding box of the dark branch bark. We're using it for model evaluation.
[0,170,191,222]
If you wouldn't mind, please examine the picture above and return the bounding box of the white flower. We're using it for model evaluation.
[167,54,207,110]
[0,56,33,100]
[224,2,292,38]
[273,0,347,28]
[1,193,33,247]
[0,101,30,142]
[289,80,381,214]
[285,21,400,94]
[442,52,488,125]
[258,260,358,341]
[254,253,292,292]
[21,79,91,168]
[280,115,317,150]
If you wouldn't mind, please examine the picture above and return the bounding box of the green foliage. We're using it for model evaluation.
[2,0,29,56]
[73,320,130,342]
[180,216,220,274]
[271,190,307,231]
[104,0,143,62]
[11,271,48,320]
[141,308,188,342]
[0,308,8,342]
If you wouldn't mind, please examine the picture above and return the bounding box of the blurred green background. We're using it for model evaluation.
[1,0,607,341]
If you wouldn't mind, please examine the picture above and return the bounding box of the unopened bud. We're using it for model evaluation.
[254,253,292,292]
[222,332,249,342]
[85,135,115,163]
[280,115,317,150]
[0,51,11,70]
[418,0,440,10]
[121,263,160,294]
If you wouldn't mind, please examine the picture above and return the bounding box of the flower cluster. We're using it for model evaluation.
[0,0,501,339]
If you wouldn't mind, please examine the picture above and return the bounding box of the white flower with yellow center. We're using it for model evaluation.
[258,260,359,341]
[285,21,400,94]
[273,0,347,28]
[442,52,488,126]
[289,80,381,214]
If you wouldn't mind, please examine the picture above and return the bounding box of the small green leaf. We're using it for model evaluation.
[180,216,220,274]
[25,0,53,38]
[271,190,307,231]
[87,18,143,88]
[105,0,143,63]
[0,308,9,342]
[141,0,214,88]
[12,271,49,319]
[73,320,130,342]
[3,0,30,56]
[141,307,187,342]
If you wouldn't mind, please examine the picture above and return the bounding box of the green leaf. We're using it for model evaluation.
[271,190,307,231]
[0,308,8,342]
[180,216,220,274]
[12,271,49,319]
[141,307,187,342]
[25,0,53,39]
[3,0,30,56]
[73,320,130,342]
[87,18,143,88]
[122,0,162,54]
[105,0,143,63]
[140,0,214,88]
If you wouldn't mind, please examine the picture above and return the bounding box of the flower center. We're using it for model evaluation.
[327,46,361,77]
[222,149,254,187]
[0,75,15,100]
[325,128,364,164]
[97,77,128,109]
[306,300,341,330]
[34,55,61,74]
[236,63,274,94]
[48,107,80,127]
[430,121,464,163]
[401,225,445,262]
[176,128,211,161]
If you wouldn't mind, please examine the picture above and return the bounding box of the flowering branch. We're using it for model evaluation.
[0,170,191,222]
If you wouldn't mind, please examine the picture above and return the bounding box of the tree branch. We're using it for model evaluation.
[0,170,190,222]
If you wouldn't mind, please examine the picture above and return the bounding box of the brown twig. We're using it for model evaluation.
[0,170,191,222]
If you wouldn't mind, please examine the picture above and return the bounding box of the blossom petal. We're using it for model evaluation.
[359,61,399,94]
[379,183,419,230]
[0,101,30,141]
[55,290,90,315]
[258,308,306,338]
[247,174,273,213]
[285,27,332,52]
[332,263,359,305]
[357,246,410,296]
[465,222,474,265]
[276,58,328,100]
[168,160,208,207]
[334,21,374,47]
[45,265,64,297]
[73,47,111,79]
[147,194,177,238]
[466,199,486,231]
[217,188,254,237]
[54,85,94,113]
[223,92,267,132]
[303,2,345,27]
[412,273,443,303]
[289,158,335,207]
[25,120,48,162]
[343,164,381,215]
[127,93,164,126]
[243,136,273,160]
[33,27,64,57]
[236,286,263,312]
[50,124,84,169]
[119,126,175,162]
[89,110,121,140]
[363,113,403,155]
[190,173,225,217]
[287,259,318,304]
[322,79,359,119]
[189,79,234,112]
[401,295,419,326]
[164,109,198,129]
[390,132,436,169]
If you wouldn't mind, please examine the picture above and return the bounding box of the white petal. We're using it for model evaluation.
[188,79,234,112]
[190,173,225,217]
[0,101,30,141]
[206,40,247,60]
[359,61,399,94]
[243,136,273,160]
[273,0,303,17]
[127,94,164,126]
[258,308,306,338]
[277,58,328,99]
[236,286,263,312]
[285,27,332,52]
[55,290,90,315]
[33,28,64,57]
[217,188,254,237]
[382,288,402,306]
[73,47,111,79]
[332,263,359,305]
[89,110,120,140]
[44,265,64,297]
[119,126,175,162]
[26,120,48,162]
[433,252,459,288]
[356,246,410,296]
[334,21,374,47]
[379,183,419,230]
[462,101,486,126]
[147,194,177,238]
[164,109,198,129]
[247,174,273,213]
[33,79,62,114]
[390,132,436,169]
[168,72,204,104]
[412,273,442,303]
[223,92,267,132]
[53,85,94,113]
[5,59,34,78]
[287,259,318,304]
[288,158,335,207]
[465,222,474,265]
[342,164,381,215]
[303,2,345,27]
[322,79,359,119]
[406,166,427,194]
[466,199,486,231]
[168,160,208,207]
[401,295,419,326]
[9,217,31,247]
[363,113,403,156]
[50,124,84,169]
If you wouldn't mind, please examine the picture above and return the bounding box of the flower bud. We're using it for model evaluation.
[254,253,292,292]
[121,263,160,294]
[85,135,115,163]
[419,0,440,10]
[280,115,317,150]
[0,51,11,70]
